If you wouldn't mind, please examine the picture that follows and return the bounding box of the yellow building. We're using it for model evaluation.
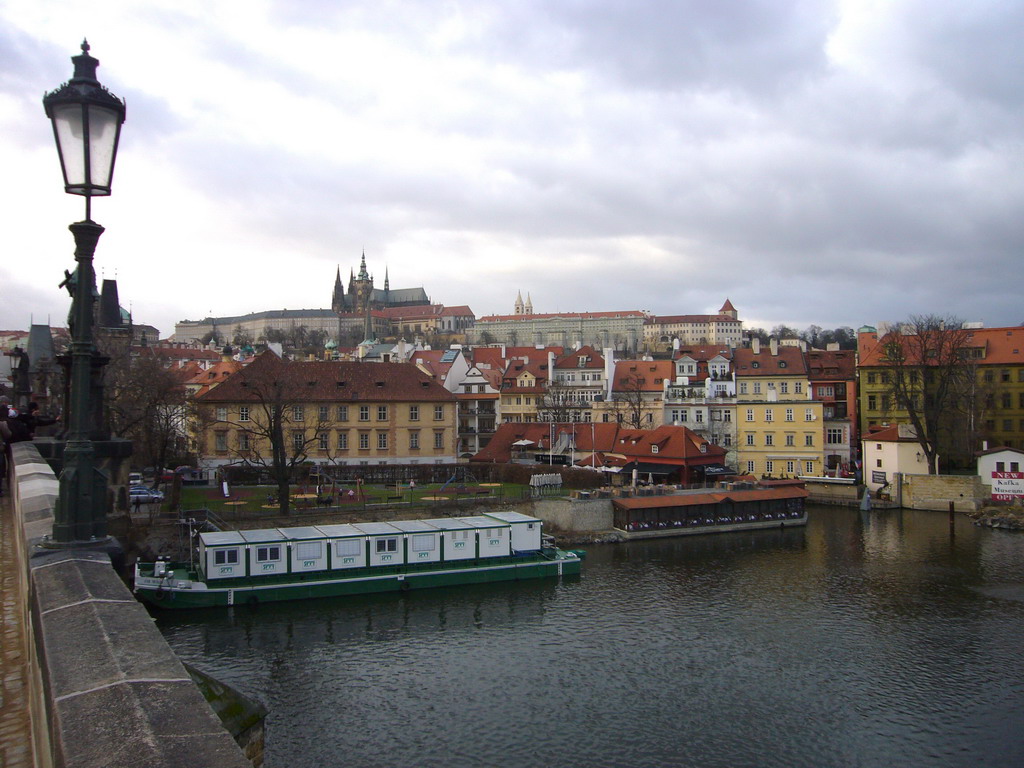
[733,339,824,477]
[196,352,457,469]
[499,359,547,423]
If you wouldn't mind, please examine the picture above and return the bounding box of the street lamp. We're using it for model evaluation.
[42,40,126,546]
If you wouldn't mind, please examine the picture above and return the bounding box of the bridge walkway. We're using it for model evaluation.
[0,492,36,767]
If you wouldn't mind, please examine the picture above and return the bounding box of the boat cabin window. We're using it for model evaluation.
[411,534,435,552]
[335,539,361,557]
[256,545,282,563]
[214,549,239,565]
[375,538,398,554]
[295,542,322,560]
[527,523,535,530]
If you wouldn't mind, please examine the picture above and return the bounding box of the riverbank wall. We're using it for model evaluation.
[7,442,253,768]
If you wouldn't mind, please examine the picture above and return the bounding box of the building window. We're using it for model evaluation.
[827,428,844,444]
[359,432,369,450]
[695,411,704,423]
[435,405,445,420]
[239,407,249,422]
[292,431,305,451]
[794,383,803,394]
[377,432,388,450]
[868,395,877,410]
[765,434,774,446]
[753,383,762,394]
[293,406,304,422]
[359,406,370,422]
[746,409,754,422]
[216,407,227,422]
[375,538,398,554]
[766,460,774,474]
[434,431,444,449]
[786,434,795,447]
[765,409,773,423]
[409,431,419,450]
[805,409,814,421]
[409,405,419,421]
[739,383,748,394]
[867,373,877,384]
[747,461,756,474]
[238,431,250,451]
[786,461,795,474]
[805,461,814,473]
[214,549,238,566]
[337,405,349,421]
[215,431,227,452]
[377,405,388,421]
[256,545,281,563]
[319,432,329,450]
[780,382,788,394]
[337,432,348,450]
[318,405,329,422]
[805,434,814,446]
[786,408,794,422]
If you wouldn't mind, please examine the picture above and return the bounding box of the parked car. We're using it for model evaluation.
[128,472,143,485]
[129,485,165,504]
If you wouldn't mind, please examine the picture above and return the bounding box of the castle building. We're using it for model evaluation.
[174,255,438,345]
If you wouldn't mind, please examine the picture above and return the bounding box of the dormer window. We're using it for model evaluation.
[651,445,659,454]
[700,444,707,453]
[779,361,787,368]
[751,361,759,368]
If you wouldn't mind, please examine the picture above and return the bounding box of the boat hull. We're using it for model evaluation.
[618,511,808,540]
[135,550,582,610]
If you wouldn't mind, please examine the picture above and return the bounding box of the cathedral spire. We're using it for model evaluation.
[515,291,524,315]
[331,265,346,313]
[384,266,390,292]
[358,250,369,281]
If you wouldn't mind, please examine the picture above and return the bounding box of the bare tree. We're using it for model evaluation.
[202,356,329,514]
[610,372,649,429]
[878,315,975,473]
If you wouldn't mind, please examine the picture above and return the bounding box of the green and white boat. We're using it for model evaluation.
[134,511,583,610]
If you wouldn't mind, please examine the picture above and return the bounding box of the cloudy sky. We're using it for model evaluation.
[2,0,1021,340]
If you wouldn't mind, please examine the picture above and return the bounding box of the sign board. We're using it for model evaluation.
[871,471,886,485]
[992,471,1024,501]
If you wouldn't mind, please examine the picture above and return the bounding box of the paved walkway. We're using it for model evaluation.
[0,492,36,768]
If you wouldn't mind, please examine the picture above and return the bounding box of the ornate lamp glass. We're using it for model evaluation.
[43,40,126,206]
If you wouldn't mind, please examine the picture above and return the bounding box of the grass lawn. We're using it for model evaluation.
[178,481,529,515]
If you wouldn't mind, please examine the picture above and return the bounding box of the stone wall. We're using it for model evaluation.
[10,442,253,768]
[900,473,983,512]
[531,497,614,532]
[802,480,861,507]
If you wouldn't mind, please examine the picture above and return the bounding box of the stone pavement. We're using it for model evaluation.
[0,492,36,767]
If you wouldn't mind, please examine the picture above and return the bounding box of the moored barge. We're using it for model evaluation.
[614,485,809,540]
[135,511,583,609]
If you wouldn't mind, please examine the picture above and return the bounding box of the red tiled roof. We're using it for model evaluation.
[612,485,807,510]
[733,346,808,376]
[611,360,674,392]
[196,351,455,403]
[478,311,644,322]
[555,345,605,370]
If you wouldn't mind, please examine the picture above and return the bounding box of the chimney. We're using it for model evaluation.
[751,337,761,354]
[770,337,779,356]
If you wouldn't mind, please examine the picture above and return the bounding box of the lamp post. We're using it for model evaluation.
[42,40,126,545]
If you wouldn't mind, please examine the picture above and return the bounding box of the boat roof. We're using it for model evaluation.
[199,531,246,546]
[351,522,401,536]
[485,511,540,524]
[390,520,438,533]
[419,517,476,531]
[458,515,511,528]
[315,523,365,538]
[277,526,325,540]
[240,529,288,543]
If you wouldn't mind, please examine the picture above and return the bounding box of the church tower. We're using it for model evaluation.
[514,291,524,315]
[525,292,533,315]
[348,250,375,315]
[331,266,346,313]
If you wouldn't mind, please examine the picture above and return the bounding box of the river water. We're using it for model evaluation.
[157,506,1024,768]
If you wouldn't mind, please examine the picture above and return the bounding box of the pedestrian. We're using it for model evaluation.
[0,405,12,497]
[18,402,59,440]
